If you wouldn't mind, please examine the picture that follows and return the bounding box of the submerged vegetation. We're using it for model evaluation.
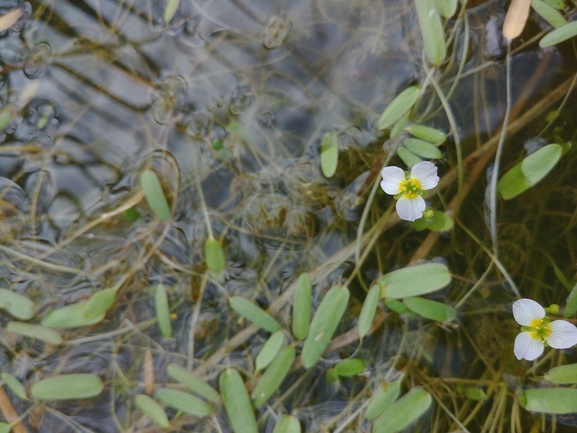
[1,0,577,432]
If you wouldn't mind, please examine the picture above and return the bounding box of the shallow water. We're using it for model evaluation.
[1,0,577,432]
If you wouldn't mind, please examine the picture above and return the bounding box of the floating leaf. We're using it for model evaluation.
[390,114,410,139]
[0,288,35,320]
[520,388,577,414]
[377,86,420,130]
[544,364,577,384]
[1,373,27,400]
[434,0,458,18]
[378,263,451,299]
[6,321,62,345]
[498,144,562,199]
[164,0,180,24]
[41,303,105,329]
[31,374,103,400]
[503,0,532,41]
[403,297,456,322]
[252,345,295,407]
[540,21,577,47]
[156,388,212,417]
[543,0,564,8]
[82,287,118,320]
[205,238,226,274]
[219,369,258,433]
[406,125,446,145]
[366,380,402,420]
[141,170,171,221]
[397,146,422,168]
[273,414,301,433]
[334,359,365,377]
[292,273,312,340]
[563,283,577,317]
[229,296,281,333]
[464,387,486,400]
[320,131,338,178]
[384,299,409,314]
[135,394,170,428]
[373,387,432,433]
[0,9,23,32]
[301,285,350,368]
[532,0,566,28]
[403,138,443,159]
[167,364,220,402]
[358,285,380,338]
[155,285,172,338]
[415,0,446,65]
[255,330,285,371]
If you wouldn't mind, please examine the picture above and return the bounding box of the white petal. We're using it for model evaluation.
[512,299,545,326]
[514,332,544,361]
[547,320,577,349]
[396,196,425,221]
[380,166,405,195]
[410,161,439,190]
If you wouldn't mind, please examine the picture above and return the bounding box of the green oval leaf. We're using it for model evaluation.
[464,387,486,401]
[252,345,295,407]
[156,388,212,417]
[273,414,301,433]
[321,131,338,178]
[406,125,446,145]
[384,298,409,314]
[164,0,180,23]
[31,374,103,400]
[563,283,577,317]
[403,138,443,159]
[411,209,453,232]
[325,368,340,385]
[377,86,421,130]
[334,359,365,377]
[358,285,380,338]
[255,330,285,371]
[205,238,226,274]
[415,0,446,65]
[155,285,172,338]
[520,388,577,414]
[6,321,62,345]
[0,288,35,320]
[403,297,456,322]
[135,394,170,428]
[390,114,410,139]
[373,387,432,433]
[378,263,451,299]
[229,296,281,333]
[434,0,458,18]
[532,0,566,28]
[397,146,423,168]
[82,288,118,320]
[292,273,312,340]
[543,0,564,8]
[544,364,577,384]
[0,422,9,433]
[219,369,258,433]
[41,303,105,329]
[540,20,577,47]
[366,380,402,420]
[141,170,171,221]
[167,363,220,402]
[301,285,350,368]
[0,111,11,131]
[1,373,27,400]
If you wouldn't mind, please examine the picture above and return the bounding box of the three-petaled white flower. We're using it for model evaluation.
[380,161,439,221]
[513,298,577,361]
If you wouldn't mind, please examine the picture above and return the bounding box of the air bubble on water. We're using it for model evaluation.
[24,41,53,79]
[263,17,291,50]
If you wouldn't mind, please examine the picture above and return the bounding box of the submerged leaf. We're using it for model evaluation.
[41,302,105,329]
[520,388,577,414]
[320,131,338,178]
[334,359,365,377]
[434,0,458,18]
[1,373,27,400]
[406,124,446,145]
[82,287,118,320]
[6,321,62,345]
[135,394,170,428]
[156,388,212,417]
[372,387,432,433]
[397,146,422,168]
[292,273,312,340]
[219,369,258,433]
[301,285,350,368]
[532,0,566,28]
[358,285,380,338]
[229,296,281,332]
[251,345,295,407]
[403,297,457,322]
[164,0,180,24]
[31,374,103,400]
[255,330,285,371]
[544,364,577,384]
[403,138,443,159]
[563,283,577,317]
[366,380,402,420]
[378,263,451,299]
[141,170,171,221]
[205,238,226,273]
[155,285,172,338]
[273,414,301,433]
[377,86,420,130]
[415,0,447,65]
[167,364,220,402]
[540,21,577,47]
[0,288,35,320]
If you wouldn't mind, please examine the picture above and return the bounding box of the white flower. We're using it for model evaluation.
[380,161,439,221]
[512,299,577,361]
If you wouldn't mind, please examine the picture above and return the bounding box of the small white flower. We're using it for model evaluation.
[380,161,439,221]
[512,298,577,361]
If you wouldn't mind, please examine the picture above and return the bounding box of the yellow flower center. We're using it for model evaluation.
[399,178,422,200]
[528,318,552,341]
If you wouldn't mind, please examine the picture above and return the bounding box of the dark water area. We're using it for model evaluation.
[0,0,577,432]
